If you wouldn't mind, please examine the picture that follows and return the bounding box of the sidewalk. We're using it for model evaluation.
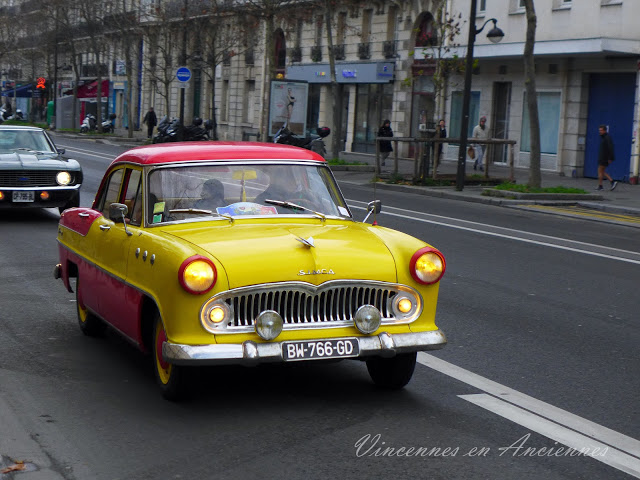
[53,129,640,224]
[332,151,640,221]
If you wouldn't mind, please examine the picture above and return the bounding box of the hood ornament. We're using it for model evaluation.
[296,236,315,248]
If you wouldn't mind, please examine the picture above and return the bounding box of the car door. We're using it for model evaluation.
[91,166,143,340]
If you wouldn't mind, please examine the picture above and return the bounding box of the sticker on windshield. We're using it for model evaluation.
[217,202,278,216]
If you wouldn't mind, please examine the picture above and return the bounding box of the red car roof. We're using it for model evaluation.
[110,142,326,167]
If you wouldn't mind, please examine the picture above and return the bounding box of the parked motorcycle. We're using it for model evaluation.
[152,116,180,143]
[0,107,23,123]
[274,124,330,158]
[182,117,209,141]
[80,113,115,133]
[153,117,210,143]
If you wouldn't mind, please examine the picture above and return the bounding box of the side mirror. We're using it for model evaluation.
[109,203,134,236]
[57,148,65,155]
[109,202,128,222]
[363,200,382,224]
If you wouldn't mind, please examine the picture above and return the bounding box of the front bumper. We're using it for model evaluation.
[163,330,447,366]
[0,184,80,209]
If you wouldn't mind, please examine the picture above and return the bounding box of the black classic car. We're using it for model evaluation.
[0,125,82,213]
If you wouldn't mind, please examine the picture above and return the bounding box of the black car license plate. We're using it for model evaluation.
[282,338,359,361]
[13,191,34,202]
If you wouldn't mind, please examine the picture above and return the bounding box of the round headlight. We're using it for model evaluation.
[255,310,283,341]
[179,256,216,294]
[354,305,381,334]
[56,171,72,186]
[410,248,446,285]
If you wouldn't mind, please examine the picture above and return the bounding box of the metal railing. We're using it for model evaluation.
[376,136,517,182]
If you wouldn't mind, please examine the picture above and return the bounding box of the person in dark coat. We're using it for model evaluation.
[377,119,393,166]
[597,124,617,191]
[143,107,157,139]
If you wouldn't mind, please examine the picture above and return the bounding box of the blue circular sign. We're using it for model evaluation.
[176,67,191,82]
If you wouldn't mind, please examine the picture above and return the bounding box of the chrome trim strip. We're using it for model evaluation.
[163,330,447,366]
[8,184,81,191]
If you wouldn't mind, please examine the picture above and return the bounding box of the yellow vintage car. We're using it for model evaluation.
[55,142,446,400]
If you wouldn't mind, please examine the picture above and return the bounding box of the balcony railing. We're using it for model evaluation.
[357,42,370,60]
[311,46,323,62]
[383,41,396,59]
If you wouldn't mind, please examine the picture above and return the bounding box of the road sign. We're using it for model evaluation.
[176,67,191,82]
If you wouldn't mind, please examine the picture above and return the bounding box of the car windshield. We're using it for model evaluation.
[147,163,351,224]
[0,130,56,153]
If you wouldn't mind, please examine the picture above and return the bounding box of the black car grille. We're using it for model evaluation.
[0,170,76,187]
[206,281,422,332]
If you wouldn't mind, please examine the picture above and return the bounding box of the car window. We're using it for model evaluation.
[97,168,125,216]
[0,130,55,152]
[123,169,143,226]
[147,164,350,224]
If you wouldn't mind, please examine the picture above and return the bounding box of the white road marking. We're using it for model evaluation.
[460,394,640,478]
[418,353,640,477]
[348,200,640,264]
[58,145,115,160]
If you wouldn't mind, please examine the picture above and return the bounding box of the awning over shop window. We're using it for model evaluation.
[1,84,35,97]
[63,79,109,98]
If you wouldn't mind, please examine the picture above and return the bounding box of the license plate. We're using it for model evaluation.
[282,338,359,361]
[13,191,34,202]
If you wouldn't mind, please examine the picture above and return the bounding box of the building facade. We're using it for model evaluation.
[3,0,639,181]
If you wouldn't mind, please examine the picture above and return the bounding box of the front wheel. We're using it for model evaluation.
[76,276,105,337]
[153,313,188,401]
[366,352,417,389]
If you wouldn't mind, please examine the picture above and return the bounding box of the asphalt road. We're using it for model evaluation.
[0,138,638,480]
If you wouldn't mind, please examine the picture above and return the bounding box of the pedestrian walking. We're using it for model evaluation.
[378,119,393,167]
[596,125,618,191]
[437,119,447,158]
[472,116,489,171]
[143,107,157,139]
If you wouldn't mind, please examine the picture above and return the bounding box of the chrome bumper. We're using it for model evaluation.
[163,330,447,366]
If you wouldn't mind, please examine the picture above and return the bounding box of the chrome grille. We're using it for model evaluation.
[202,281,423,333]
[0,170,61,187]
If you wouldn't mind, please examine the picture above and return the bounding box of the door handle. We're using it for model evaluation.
[100,225,111,231]
[78,212,90,218]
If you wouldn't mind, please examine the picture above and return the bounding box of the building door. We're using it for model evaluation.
[490,82,511,164]
[353,83,392,154]
[585,73,635,180]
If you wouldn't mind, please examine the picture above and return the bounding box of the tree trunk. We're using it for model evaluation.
[325,5,342,159]
[524,0,541,188]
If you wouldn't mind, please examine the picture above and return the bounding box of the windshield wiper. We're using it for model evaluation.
[168,208,234,223]
[264,199,326,221]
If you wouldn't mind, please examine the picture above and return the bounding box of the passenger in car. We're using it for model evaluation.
[195,178,226,211]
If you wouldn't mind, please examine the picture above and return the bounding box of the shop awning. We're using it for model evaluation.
[71,79,110,98]
[1,84,35,98]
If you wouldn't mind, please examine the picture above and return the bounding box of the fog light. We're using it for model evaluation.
[354,305,381,334]
[255,310,283,341]
[0,191,4,201]
[201,301,230,332]
[209,306,226,323]
[398,298,413,313]
[40,191,50,200]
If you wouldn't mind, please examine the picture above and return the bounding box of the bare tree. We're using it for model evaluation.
[242,0,298,141]
[105,0,144,138]
[523,0,541,187]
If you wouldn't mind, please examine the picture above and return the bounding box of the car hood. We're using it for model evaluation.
[0,151,71,168]
[163,221,398,288]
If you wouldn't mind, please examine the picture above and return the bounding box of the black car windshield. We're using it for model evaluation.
[147,163,351,224]
[0,130,56,153]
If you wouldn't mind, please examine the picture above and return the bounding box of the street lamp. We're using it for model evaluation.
[455,0,505,191]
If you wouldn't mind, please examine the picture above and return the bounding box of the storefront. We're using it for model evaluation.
[286,61,395,153]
